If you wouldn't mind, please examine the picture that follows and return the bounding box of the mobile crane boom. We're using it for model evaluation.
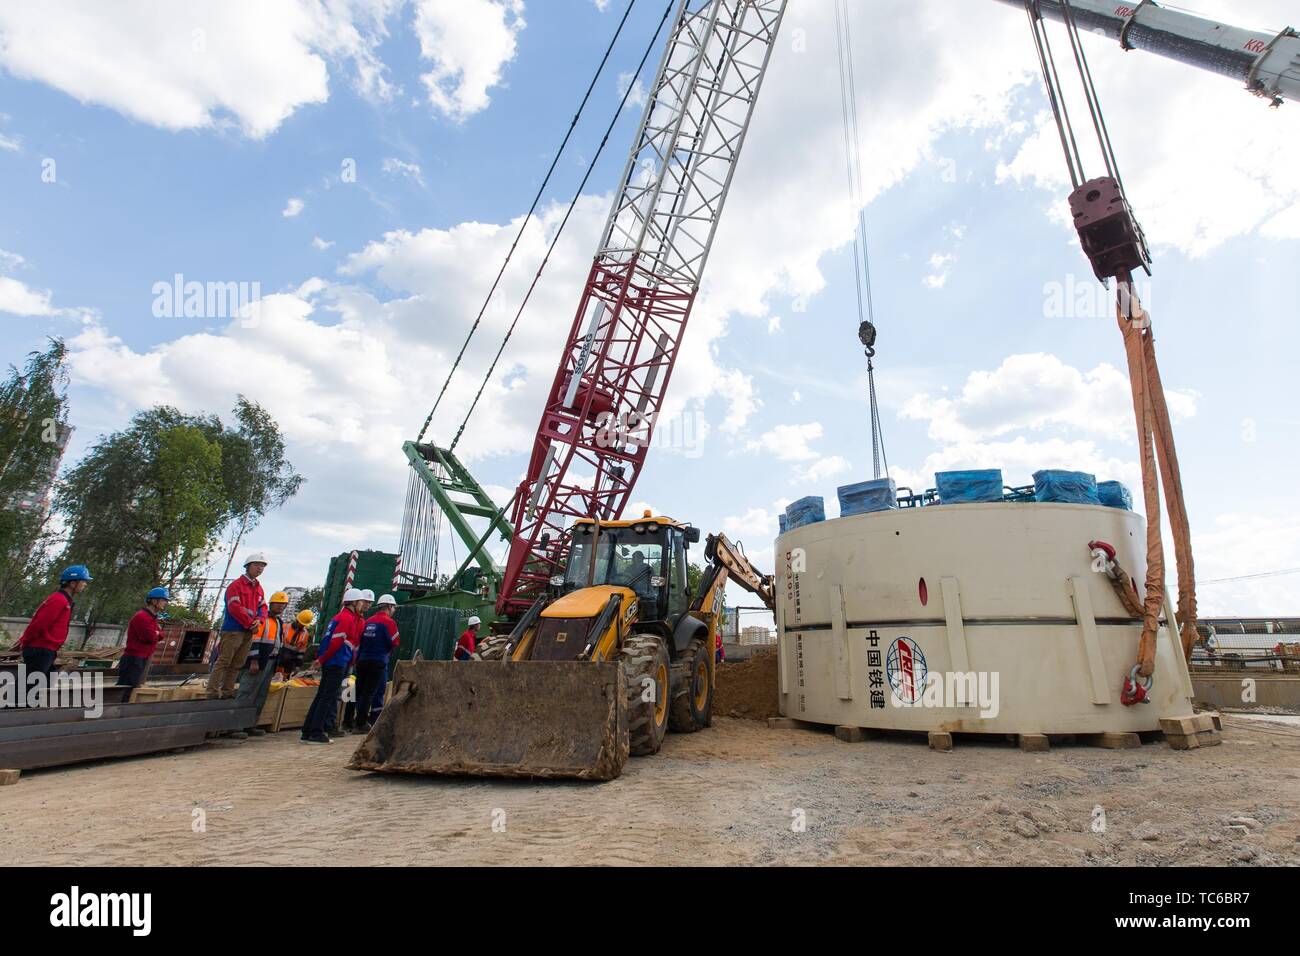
[994,0,1299,105]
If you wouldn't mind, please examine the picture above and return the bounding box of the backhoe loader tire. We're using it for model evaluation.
[476,636,510,661]
[669,635,713,733]
[620,634,671,756]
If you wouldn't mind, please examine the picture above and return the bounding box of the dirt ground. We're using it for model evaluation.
[2,712,1297,866]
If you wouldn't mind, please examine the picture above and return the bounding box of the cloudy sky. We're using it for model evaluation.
[2,0,1297,617]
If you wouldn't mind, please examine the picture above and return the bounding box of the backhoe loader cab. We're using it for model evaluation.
[558,515,700,627]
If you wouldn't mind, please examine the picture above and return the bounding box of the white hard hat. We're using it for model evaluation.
[360,588,375,602]
[243,551,268,566]
[342,587,365,603]
[467,615,481,627]
[376,593,397,607]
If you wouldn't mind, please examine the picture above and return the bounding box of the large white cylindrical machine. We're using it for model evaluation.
[775,502,1195,735]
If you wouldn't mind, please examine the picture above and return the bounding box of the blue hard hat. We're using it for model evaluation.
[146,587,170,601]
[60,564,93,583]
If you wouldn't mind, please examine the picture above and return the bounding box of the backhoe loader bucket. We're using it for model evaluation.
[347,660,629,781]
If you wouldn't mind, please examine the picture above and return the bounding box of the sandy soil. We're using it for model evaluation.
[2,713,1297,866]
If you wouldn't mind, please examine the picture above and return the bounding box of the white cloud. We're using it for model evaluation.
[0,0,406,139]
[1194,509,1300,615]
[922,252,954,289]
[413,0,525,121]
[795,454,851,484]
[0,276,56,317]
[746,422,824,462]
[381,156,426,186]
[282,197,305,218]
[766,315,781,334]
[311,236,334,250]
[901,353,1197,445]
[617,71,646,111]
[0,132,19,151]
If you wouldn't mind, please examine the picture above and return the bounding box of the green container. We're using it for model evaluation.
[322,550,399,616]
[391,603,463,663]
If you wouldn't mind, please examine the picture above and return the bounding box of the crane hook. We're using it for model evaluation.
[858,319,877,358]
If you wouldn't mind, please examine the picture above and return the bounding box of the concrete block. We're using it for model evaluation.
[1019,733,1050,752]
[0,769,20,786]
[834,725,866,743]
[928,731,953,752]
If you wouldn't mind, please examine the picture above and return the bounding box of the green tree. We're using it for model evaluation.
[208,396,305,604]
[54,399,302,625]
[0,339,71,613]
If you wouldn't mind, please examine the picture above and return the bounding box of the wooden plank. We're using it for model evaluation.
[939,577,972,707]
[928,731,953,752]
[834,725,866,742]
[1019,733,1050,752]
[1095,731,1141,749]
[767,717,800,729]
[1068,576,1112,705]
[0,768,19,785]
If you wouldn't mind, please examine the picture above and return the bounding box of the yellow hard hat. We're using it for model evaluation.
[297,609,315,625]
[270,591,289,604]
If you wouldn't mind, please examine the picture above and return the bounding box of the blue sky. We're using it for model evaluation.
[2,0,1298,616]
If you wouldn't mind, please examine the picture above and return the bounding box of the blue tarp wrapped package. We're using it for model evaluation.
[785,496,826,530]
[838,478,897,516]
[1097,480,1133,511]
[935,469,1004,504]
[778,513,788,534]
[1033,469,1100,505]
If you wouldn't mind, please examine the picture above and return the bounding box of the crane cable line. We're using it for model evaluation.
[834,0,888,479]
[448,0,676,453]
[415,0,644,444]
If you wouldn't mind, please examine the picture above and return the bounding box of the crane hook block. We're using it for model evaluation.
[1068,176,1152,283]
[857,319,877,355]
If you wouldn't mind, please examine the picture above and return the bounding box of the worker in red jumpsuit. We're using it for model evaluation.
[17,565,92,679]
[454,615,482,660]
[118,587,170,688]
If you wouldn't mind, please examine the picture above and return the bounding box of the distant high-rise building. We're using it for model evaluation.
[11,422,72,517]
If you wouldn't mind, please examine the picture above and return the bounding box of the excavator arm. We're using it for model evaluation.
[692,532,775,620]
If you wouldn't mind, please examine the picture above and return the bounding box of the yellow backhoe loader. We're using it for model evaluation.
[348,512,773,780]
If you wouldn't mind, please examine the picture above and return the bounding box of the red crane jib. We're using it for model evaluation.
[498,253,695,615]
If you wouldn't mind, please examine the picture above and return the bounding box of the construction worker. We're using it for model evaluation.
[207,551,268,700]
[280,609,314,676]
[300,589,370,744]
[234,590,289,736]
[347,594,400,734]
[117,587,169,688]
[17,565,92,680]
[454,615,481,660]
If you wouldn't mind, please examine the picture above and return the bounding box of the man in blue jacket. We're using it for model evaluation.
[346,594,400,734]
[300,589,369,744]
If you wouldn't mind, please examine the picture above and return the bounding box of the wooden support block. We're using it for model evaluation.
[928,731,953,752]
[767,717,800,729]
[1018,733,1050,752]
[0,769,20,785]
[1165,730,1221,751]
[1159,715,1215,736]
[835,725,866,743]
[1097,732,1141,750]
